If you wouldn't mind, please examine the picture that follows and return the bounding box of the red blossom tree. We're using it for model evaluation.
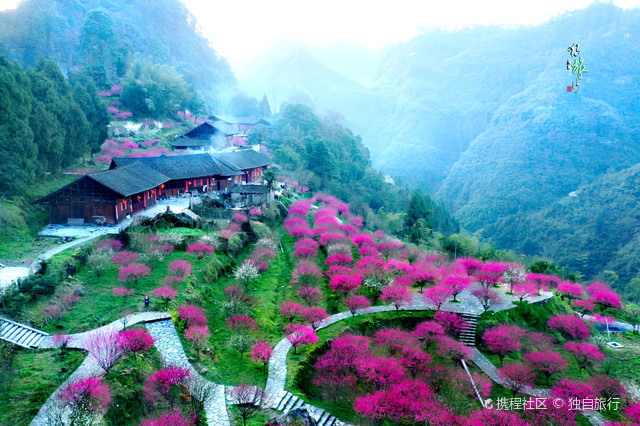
[398,346,432,378]
[84,330,124,373]
[186,243,214,260]
[226,315,258,334]
[343,295,371,316]
[436,336,472,362]
[168,260,192,277]
[563,341,605,372]
[547,315,591,340]
[185,325,210,359]
[113,287,134,298]
[523,351,568,384]
[623,402,640,423]
[152,286,178,309]
[423,285,451,310]
[441,274,471,301]
[551,378,597,401]
[112,250,139,265]
[498,364,536,396]
[53,333,72,354]
[588,375,627,400]
[328,274,362,294]
[475,262,507,289]
[285,324,318,354]
[178,305,207,327]
[433,311,468,337]
[59,376,111,424]
[380,285,411,310]
[373,329,415,356]
[250,341,273,372]
[511,283,538,302]
[409,265,439,293]
[356,357,405,390]
[482,325,526,365]
[589,290,622,310]
[526,273,559,293]
[280,301,304,323]
[118,263,151,286]
[140,410,194,426]
[457,258,482,276]
[300,307,329,329]
[472,288,500,312]
[119,329,154,358]
[325,253,353,266]
[144,366,190,406]
[556,281,583,301]
[297,286,323,306]
[412,321,445,350]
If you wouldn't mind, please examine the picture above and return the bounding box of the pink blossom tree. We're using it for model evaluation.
[112,250,139,265]
[140,410,194,426]
[589,290,622,311]
[381,285,411,310]
[563,342,605,372]
[512,283,538,302]
[226,315,258,334]
[472,288,500,312]
[280,301,304,323]
[300,307,329,329]
[168,260,192,277]
[144,366,190,407]
[475,262,507,289]
[436,336,472,363]
[440,274,471,301]
[551,378,597,401]
[373,329,415,356]
[556,281,583,301]
[526,273,559,293]
[152,286,178,309]
[343,295,371,316]
[112,287,134,298]
[118,263,151,286]
[398,346,431,378]
[623,402,640,423]
[119,328,154,358]
[186,243,214,260]
[356,357,405,390]
[59,377,111,424]
[84,330,124,373]
[498,364,536,396]
[482,326,526,365]
[53,334,72,354]
[588,375,627,400]
[185,325,210,359]
[423,285,451,310]
[250,341,273,372]
[457,257,482,276]
[408,264,439,293]
[412,321,445,350]
[547,315,591,340]
[178,305,207,327]
[433,311,468,337]
[328,274,362,295]
[285,324,318,354]
[523,351,568,384]
[297,286,323,306]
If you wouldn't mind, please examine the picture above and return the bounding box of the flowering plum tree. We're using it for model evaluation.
[551,378,597,401]
[409,265,439,293]
[185,325,210,359]
[436,336,472,362]
[328,274,362,294]
[144,366,190,406]
[373,329,415,356]
[140,410,194,426]
[380,285,411,310]
[59,376,111,425]
[113,287,134,298]
[168,260,192,277]
[526,273,559,293]
[178,305,207,327]
[112,250,139,265]
[250,341,273,372]
[297,286,322,306]
[476,262,507,288]
[482,326,526,365]
[588,375,626,400]
[423,286,451,310]
[356,357,405,390]
[300,307,329,329]
[563,342,604,372]
[186,243,214,260]
[53,334,72,354]
[556,281,583,300]
[118,263,151,286]
[512,283,538,302]
[152,286,178,309]
[230,384,266,426]
[412,321,445,350]
[234,262,260,289]
[472,288,500,312]
[398,346,431,378]
[285,324,318,354]
[457,258,482,276]
[440,274,471,301]
[433,311,467,337]
[498,364,535,396]
[547,315,591,340]
[343,295,371,316]
[119,329,154,358]
[523,351,568,384]
[589,290,622,310]
[226,315,258,334]
[280,302,304,323]
[84,330,124,373]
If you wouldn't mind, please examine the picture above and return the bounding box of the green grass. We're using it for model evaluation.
[0,348,85,426]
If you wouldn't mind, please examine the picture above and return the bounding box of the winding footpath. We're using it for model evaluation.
[17,280,621,425]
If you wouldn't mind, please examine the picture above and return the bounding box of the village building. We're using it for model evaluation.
[172,121,240,152]
[38,149,272,225]
[209,115,271,135]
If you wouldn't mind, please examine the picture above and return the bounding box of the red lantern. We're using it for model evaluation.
[137,195,141,201]
[160,184,165,189]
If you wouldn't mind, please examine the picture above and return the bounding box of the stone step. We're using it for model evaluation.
[292,399,304,411]
[283,395,299,413]
[277,392,293,411]
[271,390,287,409]
[4,324,22,340]
[21,332,39,347]
[318,411,331,425]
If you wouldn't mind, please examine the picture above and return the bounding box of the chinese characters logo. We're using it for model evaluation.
[567,43,587,93]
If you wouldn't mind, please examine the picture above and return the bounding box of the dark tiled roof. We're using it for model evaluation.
[215,150,272,171]
[212,121,239,135]
[184,122,216,138]
[88,163,169,197]
[209,115,271,126]
[172,137,210,148]
[229,184,269,194]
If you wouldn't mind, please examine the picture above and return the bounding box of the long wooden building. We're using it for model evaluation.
[38,149,272,225]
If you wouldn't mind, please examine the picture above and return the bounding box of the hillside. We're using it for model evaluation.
[0,0,237,108]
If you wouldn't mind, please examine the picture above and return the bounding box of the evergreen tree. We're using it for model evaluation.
[259,94,271,117]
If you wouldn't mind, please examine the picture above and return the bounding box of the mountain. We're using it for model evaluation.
[0,0,237,108]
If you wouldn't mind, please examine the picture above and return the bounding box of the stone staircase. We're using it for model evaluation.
[271,390,347,426]
[181,209,201,221]
[459,313,479,346]
[0,318,49,348]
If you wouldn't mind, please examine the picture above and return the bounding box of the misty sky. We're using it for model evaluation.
[1,0,639,67]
